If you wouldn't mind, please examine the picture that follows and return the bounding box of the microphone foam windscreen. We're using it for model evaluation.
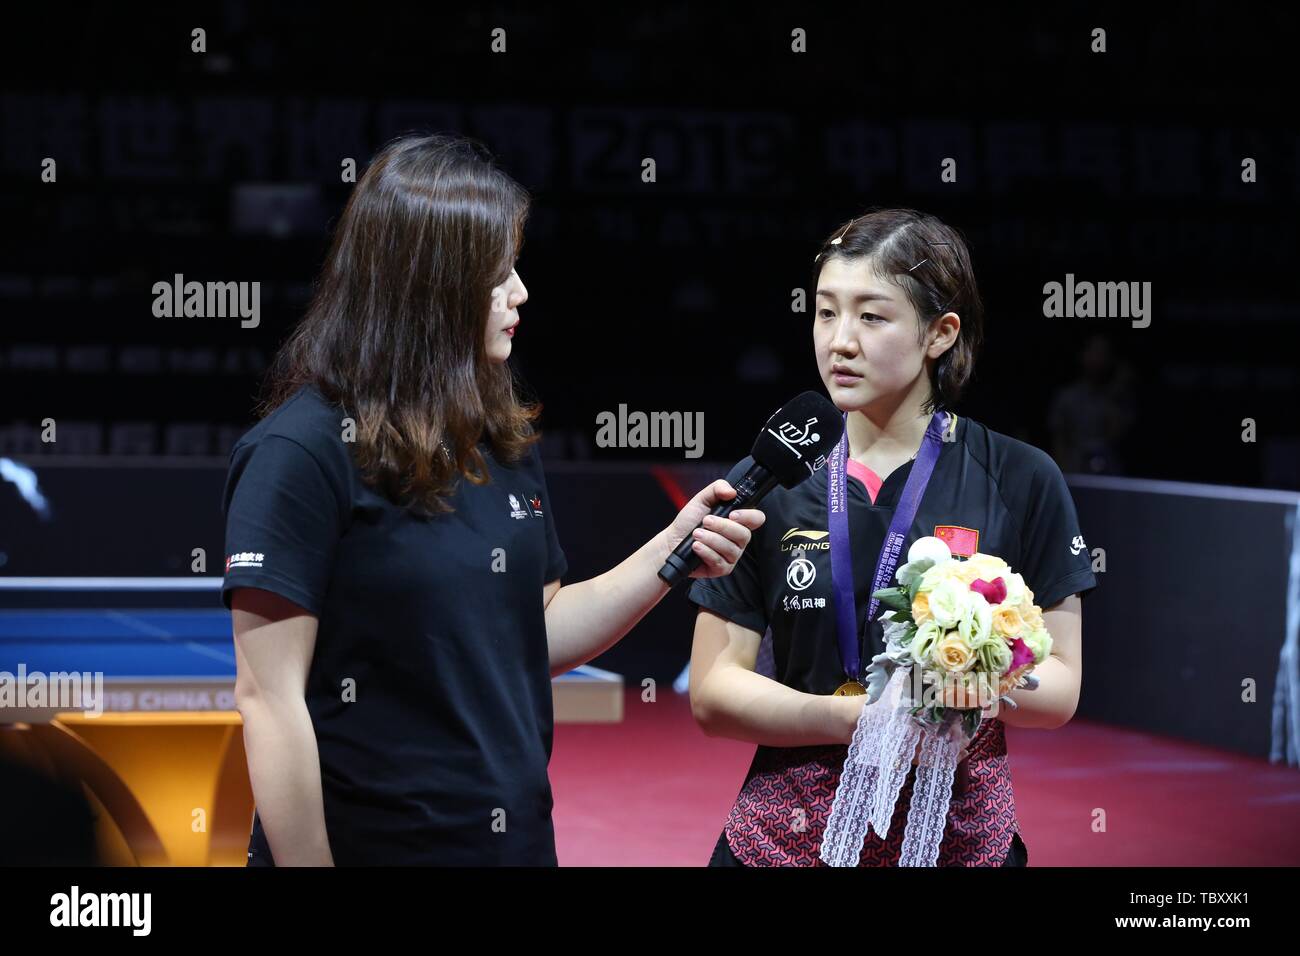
[750,391,844,488]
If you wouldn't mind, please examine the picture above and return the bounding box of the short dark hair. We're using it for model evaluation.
[810,207,983,414]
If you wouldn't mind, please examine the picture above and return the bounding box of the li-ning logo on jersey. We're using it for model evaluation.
[226,552,263,571]
[780,527,830,552]
[1070,534,1087,555]
[785,548,817,591]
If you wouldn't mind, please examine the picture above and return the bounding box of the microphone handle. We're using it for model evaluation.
[657,465,779,587]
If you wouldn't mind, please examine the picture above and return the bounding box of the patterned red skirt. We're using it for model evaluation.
[718,718,1019,866]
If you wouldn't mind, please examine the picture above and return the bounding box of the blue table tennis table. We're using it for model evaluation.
[0,577,623,722]
[2,607,236,676]
[0,577,624,865]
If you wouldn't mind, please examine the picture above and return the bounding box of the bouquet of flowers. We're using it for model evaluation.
[863,535,1052,737]
[820,535,1052,867]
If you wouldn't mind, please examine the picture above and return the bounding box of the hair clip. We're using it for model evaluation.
[829,218,857,246]
[907,241,952,273]
[813,220,855,262]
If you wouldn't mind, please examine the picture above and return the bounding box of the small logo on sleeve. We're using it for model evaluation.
[934,525,979,557]
[225,552,264,571]
[1070,534,1087,555]
[509,493,544,520]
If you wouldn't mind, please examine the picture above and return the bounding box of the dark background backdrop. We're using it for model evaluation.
[1,1,1296,487]
[1,2,1298,761]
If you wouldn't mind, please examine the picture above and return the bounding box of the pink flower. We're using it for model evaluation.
[1009,638,1035,670]
[970,576,1007,606]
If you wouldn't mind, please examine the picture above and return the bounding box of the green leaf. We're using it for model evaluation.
[873,587,912,613]
[897,558,934,594]
[881,610,914,629]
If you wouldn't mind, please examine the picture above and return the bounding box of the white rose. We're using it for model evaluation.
[925,578,969,629]
[975,635,1013,674]
[918,559,965,594]
[909,620,943,665]
[965,552,1011,580]
[1001,572,1028,607]
[1023,628,1053,665]
[958,598,993,645]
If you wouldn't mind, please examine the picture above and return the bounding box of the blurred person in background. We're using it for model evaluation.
[1047,333,1135,475]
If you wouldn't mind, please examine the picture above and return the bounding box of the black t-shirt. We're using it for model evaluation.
[221,384,568,865]
[689,414,1097,697]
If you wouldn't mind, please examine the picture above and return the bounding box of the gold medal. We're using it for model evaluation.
[833,680,867,697]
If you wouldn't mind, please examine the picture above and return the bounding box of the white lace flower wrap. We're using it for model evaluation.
[819,536,1041,867]
[819,667,972,867]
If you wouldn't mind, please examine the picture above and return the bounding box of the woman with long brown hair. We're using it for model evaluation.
[221,133,764,866]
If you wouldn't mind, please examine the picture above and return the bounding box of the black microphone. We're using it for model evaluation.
[658,391,844,587]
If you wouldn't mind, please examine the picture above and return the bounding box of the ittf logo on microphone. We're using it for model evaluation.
[768,416,823,455]
[765,415,831,477]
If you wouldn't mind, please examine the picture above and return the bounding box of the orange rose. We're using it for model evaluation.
[912,591,932,625]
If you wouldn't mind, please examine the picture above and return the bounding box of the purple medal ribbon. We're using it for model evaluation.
[826,410,951,683]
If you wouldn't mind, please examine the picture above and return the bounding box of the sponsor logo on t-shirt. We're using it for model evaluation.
[780,527,829,551]
[782,594,827,612]
[1070,533,1087,555]
[785,548,817,591]
[226,552,264,571]
[508,493,542,520]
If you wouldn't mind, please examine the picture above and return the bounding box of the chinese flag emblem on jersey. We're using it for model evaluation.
[934,525,979,557]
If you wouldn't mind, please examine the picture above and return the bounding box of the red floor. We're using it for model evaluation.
[550,689,1300,866]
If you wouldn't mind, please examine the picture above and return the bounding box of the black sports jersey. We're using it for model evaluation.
[687,413,1097,866]
[690,414,1096,695]
[221,384,567,866]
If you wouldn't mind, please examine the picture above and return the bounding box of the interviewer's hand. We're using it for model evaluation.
[662,479,766,579]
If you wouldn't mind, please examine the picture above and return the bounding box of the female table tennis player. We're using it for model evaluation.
[221,133,764,866]
[688,208,1098,866]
